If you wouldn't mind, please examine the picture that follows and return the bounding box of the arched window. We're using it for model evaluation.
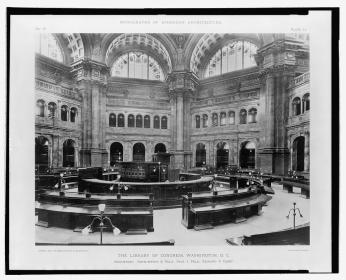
[161,116,168,129]
[110,142,123,165]
[144,115,150,128]
[154,115,160,129]
[136,115,143,128]
[239,109,247,124]
[202,114,208,128]
[195,115,200,128]
[109,113,116,127]
[302,93,310,113]
[118,113,125,127]
[133,143,145,162]
[111,51,164,81]
[220,112,226,126]
[70,107,77,123]
[212,113,218,127]
[61,105,68,121]
[205,40,258,78]
[154,143,166,153]
[128,114,134,127]
[292,97,301,116]
[35,33,63,63]
[248,108,257,123]
[229,111,235,125]
[48,102,57,118]
[36,100,45,117]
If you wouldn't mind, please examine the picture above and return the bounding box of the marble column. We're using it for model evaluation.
[176,93,184,151]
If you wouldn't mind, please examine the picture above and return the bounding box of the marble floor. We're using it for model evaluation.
[35,183,310,246]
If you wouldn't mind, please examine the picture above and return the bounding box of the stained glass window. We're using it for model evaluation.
[111,52,164,81]
[205,40,257,78]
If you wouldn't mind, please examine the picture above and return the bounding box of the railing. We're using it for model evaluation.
[288,72,310,88]
[287,111,310,126]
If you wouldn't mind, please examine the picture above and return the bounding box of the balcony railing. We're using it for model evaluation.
[288,72,310,89]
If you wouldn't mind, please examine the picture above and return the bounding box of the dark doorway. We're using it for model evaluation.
[110,142,123,165]
[35,136,49,171]
[216,142,229,168]
[239,141,256,169]
[63,139,75,167]
[292,136,305,171]
[196,143,206,167]
[133,143,145,162]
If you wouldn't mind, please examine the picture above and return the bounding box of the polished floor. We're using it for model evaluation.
[35,183,310,245]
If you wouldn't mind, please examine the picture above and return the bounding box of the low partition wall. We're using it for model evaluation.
[36,191,154,233]
[75,176,213,208]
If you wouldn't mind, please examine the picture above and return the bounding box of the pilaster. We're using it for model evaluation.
[71,59,109,167]
[166,71,199,170]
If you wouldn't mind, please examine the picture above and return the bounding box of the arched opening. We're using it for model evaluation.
[302,93,310,113]
[70,107,77,123]
[118,113,125,127]
[154,115,160,129]
[292,136,305,171]
[144,115,150,128]
[229,111,235,125]
[154,143,166,153]
[63,139,75,167]
[61,105,68,121]
[110,142,123,165]
[212,113,218,127]
[239,141,256,169]
[36,100,45,117]
[109,113,116,127]
[35,136,49,172]
[239,109,247,124]
[216,142,229,169]
[248,108,257,123]
[292,97,301,116]
[110,51,165,81]
[202,114,208,128]
[128,114,135,127]
[195,115,200,128]
[48,102,57,118]
[136,114,143,128]
[220,112,226,126]
[196,143,206,167]
[133,143,145,162]
[161,116,168,129]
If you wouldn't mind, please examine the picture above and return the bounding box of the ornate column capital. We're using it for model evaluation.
[70,58,110,85]
[166,71,199,95]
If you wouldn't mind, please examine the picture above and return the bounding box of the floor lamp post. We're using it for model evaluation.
[82,204,120,244]
[286,202,303,229]
[158,162,161,182]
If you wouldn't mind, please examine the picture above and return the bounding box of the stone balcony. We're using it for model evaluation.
[287,111,310,127]
[288,72,310,89]
[106,127,171,137]
[35,116,81,131]
[191,122,260,136]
